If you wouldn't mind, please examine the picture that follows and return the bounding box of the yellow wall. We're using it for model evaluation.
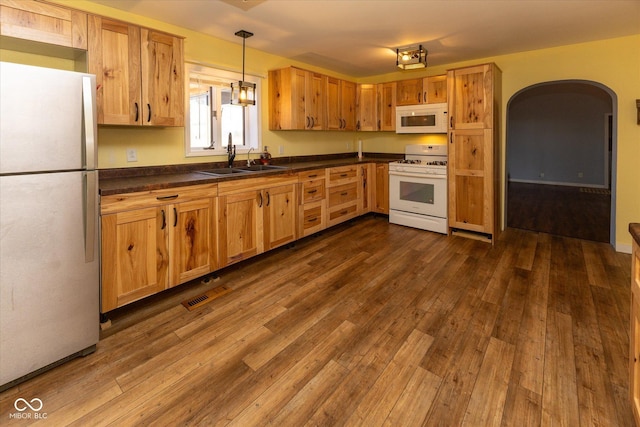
[4,1,639,250]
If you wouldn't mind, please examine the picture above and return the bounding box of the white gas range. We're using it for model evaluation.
[388,144,448,234]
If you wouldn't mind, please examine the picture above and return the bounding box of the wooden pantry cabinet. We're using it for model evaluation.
[447,63,501,242]
[631,234,640,426]
[269,67,325,130]
[0,0,88,50]
[100,184,217,312]
[88,16,184,126]
[218,176,297,267]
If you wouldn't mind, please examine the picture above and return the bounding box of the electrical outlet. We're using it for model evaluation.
[539,172,544,178]
[279,145,284,155]
[578,172,583,178]
[346,142,352,150]
[126,148,138,162]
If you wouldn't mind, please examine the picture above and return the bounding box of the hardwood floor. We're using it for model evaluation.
[0,216,634,426]
[507,182,611,243]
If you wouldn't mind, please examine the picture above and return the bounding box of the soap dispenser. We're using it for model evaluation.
[260,146,272,165]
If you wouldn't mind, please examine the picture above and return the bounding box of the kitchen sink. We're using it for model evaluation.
[235,164,288,172]
[198,167,251,176]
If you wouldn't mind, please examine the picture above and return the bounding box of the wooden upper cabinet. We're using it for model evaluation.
[269,67,324,130]
[356,84,377,132]
[326,76,356,131]
[425,75,447,104]
[0,0,87,49]
[88,16,184,126]
[396,75,447,106]
[377,82,396,131]
[396,78,422,105]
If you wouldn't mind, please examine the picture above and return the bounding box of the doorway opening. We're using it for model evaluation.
[505,81,616,244]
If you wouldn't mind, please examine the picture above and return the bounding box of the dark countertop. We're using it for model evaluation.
[99,154,401,196]
[630,223,640,247]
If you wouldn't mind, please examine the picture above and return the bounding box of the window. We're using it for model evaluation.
[185,63,261,157]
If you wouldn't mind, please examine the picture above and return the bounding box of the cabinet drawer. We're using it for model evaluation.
[328,182,358,207]
[302,180,325,203]
[101,183,218,214]
[327,165,358,186]
[298,169,325,181]
[328,203,358,223]
[302,204,323,230]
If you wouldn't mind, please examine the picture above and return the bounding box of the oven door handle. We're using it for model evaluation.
[389,171,447,179]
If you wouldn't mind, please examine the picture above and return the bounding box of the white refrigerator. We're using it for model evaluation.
[0,62,100,390]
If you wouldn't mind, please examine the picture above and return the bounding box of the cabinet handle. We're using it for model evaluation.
[258,193,263,207]
[147,103,152,123]
[161,209,166,230]
[450,132,453,144]
[134,102,139,122]
[450,116,454,129]
[340,173,347,177]
[356,120,360,131]
[308,189,317,194]
[266,191,270,206]
[308,174,318,178]
[156,194,179,201]
[306,116,310,128]
[308,217,318,222]
[173,207,177,227]
[417,92,421,103]
[423,91,427,103]
[341,192,348,196]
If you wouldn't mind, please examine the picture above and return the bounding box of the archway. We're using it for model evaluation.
[505,81,617,244]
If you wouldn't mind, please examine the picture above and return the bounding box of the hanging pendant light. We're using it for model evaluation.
[231,30,256,106]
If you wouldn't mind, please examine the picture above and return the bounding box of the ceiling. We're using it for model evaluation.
[87,0,640,77]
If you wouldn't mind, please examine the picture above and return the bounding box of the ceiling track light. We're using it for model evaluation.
[396,44,428,70]
[231,29,256,106]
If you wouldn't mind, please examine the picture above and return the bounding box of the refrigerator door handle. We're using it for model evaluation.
[82,76,97,171]
[84,171,97,263]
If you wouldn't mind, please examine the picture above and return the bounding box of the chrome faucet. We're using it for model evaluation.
[247,147,255,167]
[227,133,236,168]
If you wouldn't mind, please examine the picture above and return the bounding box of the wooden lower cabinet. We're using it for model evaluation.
[631,238,640,426]
[218,176,298,268]
[326,165,361,227]
[298,169,327,237]
[374,163,389,214]
[100,184,217,312]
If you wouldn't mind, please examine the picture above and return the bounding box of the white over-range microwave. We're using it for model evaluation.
[396,103,448,134]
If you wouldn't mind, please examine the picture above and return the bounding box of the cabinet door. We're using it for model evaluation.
[305,71,325,130]
[359,164,372,213]
[448,64,493,130]
[264,184,297,250]
[170,198,216,286]
[425,75,447,104]
[101,207,168,312]
[341,80,357,131]
[374,163,389,214]
[326,76,342,130]
[88,16,141,125]
[448,129,493,234]
[0,0,87,49]
[357,84,377,131]
[396,78,422,105]
[378,82,396,131]
[141,28,184,126]
[631,242,640,426]
[218,190,263,267]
